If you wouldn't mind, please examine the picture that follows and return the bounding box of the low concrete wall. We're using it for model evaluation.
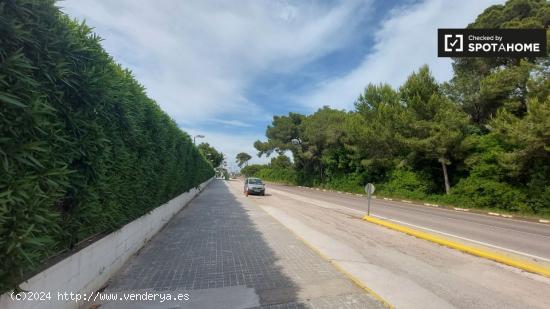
[0,178,213,309]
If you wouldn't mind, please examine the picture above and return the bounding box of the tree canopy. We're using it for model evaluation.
[236,152,252,168]
[198,142,224,168]
[248,0,550,215]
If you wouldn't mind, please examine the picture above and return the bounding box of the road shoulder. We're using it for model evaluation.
[255,184,550,309]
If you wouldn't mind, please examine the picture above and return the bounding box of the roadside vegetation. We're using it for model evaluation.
[198,142,224,168]
[244,0,550,217]
[0,1,214,292]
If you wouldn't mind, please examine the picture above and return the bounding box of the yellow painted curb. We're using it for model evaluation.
[363,215,550,278]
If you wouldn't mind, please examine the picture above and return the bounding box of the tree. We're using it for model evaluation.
[455,0,549,74]
[447,0,550,123]
[270,155,293,169]
[247,1,550,214]
[197,142,224,167]
[400,67,470,194]
[492,97,550,180]
[299,107,350,182]
[254,112,304,158]
[348,83,406,173]
[236,152,252,168]
[399,65,440,120]
[355,83,400,116]
[442,72,485,125]
[403,95,470,194]
[254,108,353,184]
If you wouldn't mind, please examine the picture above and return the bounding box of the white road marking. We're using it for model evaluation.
[371,214,550,263]
[299,184,543,227]
[374,200,550,240]
[269,187,550,263]
[454,207,469,212]
[372,197,550,229]
[282,184,550,227]
[279,185,550,229]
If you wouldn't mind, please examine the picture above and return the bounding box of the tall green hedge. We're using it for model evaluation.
[0,0,213,292]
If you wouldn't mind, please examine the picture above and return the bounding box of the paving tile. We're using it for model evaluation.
[98,180,382,308]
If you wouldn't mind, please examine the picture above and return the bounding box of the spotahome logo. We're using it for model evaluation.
[444,34,463,52]
[438,29,546,57]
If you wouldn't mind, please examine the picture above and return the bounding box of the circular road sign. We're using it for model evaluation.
[364,183,375,194]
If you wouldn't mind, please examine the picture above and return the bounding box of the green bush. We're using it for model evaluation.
[378,169,431,199]
[320,173,364,193]
[0,0,213,292]
[240,164,267,177]
[449,177,528,211]
[256,167,297,185]
[526,185,550,215]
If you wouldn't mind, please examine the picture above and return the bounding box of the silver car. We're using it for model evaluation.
[244,177,265,196]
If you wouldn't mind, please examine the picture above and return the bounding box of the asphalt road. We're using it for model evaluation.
[267,183,550,264]
[231,180,550,308]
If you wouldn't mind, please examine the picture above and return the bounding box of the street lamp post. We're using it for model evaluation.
[193,134,205,144]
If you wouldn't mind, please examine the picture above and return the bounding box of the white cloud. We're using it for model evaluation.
[209,119,252,128]
[60,0,372,126]
[60,0,504,167]
[300,0,503,110]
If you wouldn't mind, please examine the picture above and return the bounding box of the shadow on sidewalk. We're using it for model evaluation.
[100,180,303,308]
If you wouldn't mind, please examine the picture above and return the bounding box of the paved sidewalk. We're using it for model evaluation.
[95,180,382,308]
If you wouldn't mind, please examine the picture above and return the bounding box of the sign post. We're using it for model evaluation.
[364,183,375,216]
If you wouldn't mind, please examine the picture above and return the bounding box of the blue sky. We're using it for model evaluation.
[61,0,502,170]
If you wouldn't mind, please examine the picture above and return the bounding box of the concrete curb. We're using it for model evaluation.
[0,178,214,309]
[243,189,393,309]
[281,226,394,309]
[363,215,550,278]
